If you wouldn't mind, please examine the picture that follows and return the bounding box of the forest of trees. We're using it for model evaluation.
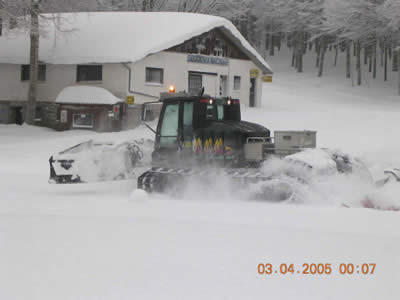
[99,0,400,94]
[240,0,400,92]
[1,0,400,123]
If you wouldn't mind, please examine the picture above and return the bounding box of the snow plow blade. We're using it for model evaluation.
[49,139,145,184]
[49,156,83,184]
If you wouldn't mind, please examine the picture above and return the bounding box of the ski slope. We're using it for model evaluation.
[1,49,400,299]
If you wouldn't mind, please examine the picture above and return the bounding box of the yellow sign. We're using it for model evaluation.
[250,69,259,78]
[262,75,273,83]
[126,96,135,104]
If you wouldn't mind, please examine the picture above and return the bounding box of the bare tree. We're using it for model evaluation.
[283,0,324,73]
[97,0,168,11]
[251,0,287,57]
[26,0,40,125]
[0,0,95,124]
[378,0,400,94]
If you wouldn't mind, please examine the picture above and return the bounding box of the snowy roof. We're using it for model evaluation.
[55,86,122,105]
[0,12,272,74]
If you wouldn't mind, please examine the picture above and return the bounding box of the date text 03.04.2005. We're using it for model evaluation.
[257,263,376,276]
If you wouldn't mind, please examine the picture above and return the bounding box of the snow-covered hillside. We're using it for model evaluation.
[1,50,400,300]
[257,46,400,174]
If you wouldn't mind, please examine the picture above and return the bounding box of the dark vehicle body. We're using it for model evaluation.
[152,93,271,168]
[138,91,317,193]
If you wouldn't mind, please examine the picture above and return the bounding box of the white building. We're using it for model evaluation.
[0,12,272,126]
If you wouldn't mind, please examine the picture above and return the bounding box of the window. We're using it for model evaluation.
[21,65,46,81]
[233,76,241,90]
[145,67,164,84]
[188,73,202,94]
[35,106,42,121]
[196,37,206,54]
[21,66,29,81]
[214,39,223,56]
[217,105,224,120]
[72,113,94,129]
[38,65,46,81]
[77,65,102,82]
[183,102,194,143]
[220,75,227,97]
[160,104,179,147]
[206,105,217,120]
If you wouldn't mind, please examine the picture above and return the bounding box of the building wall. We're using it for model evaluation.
[0,103,10,123]
[0,52,264,109]
[0,64,29,101]
[130,51,263,107]
[0,63,127,102]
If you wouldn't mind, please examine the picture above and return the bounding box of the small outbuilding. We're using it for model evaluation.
[55,86,124,132]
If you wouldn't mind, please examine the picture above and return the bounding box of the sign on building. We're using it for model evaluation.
[250,69,259,78]
[262,75,273,83]
[126,96,135,105]
[187,54,229,66]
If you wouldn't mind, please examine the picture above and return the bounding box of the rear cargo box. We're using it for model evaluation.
[274,131,317,155]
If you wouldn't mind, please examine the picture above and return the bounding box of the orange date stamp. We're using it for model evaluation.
[257,263,376,275]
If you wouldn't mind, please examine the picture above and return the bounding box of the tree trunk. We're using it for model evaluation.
[364,47,368,65]
[315,39,321,68]
[277,34,281,51]
[384,46,388,81]
[356,41,361,86]
[334,46,338,67]
[265,33,269,51]
[269,25,274,56]
[373,43,377,79]
[369,52,372,72]
[260,27,267,58]
[291,50,296,68]
[291,34,295,67]
[398,50,400,96]
[297,32,303,73]
[318,38,326,77]
[346,43,351,79]
[294,34,299,69]
[26,0,40,125]
[297,49,303,73]
[392,50,398,72]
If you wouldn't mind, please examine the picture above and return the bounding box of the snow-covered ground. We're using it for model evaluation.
[1,49,400,300]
